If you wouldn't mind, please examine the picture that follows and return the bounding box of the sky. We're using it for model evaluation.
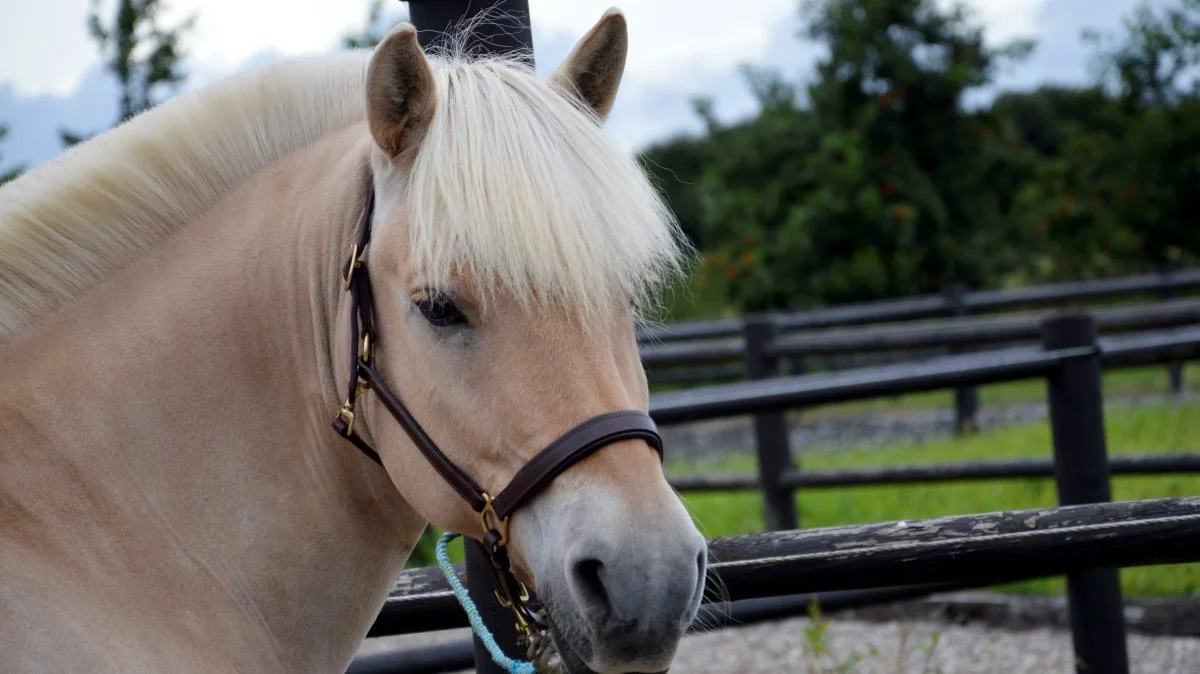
[0,0,1170,173]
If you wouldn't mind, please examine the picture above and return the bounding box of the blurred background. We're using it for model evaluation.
[4,1,1199,669]
[2,0,1198,309]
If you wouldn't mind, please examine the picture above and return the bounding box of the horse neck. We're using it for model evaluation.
[0,126,419,672]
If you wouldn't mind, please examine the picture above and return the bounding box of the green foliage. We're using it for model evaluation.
[641,0,1200,315]
[1092,1,1200,267]
[644,0,1037,311]
[60,0,195,147]
[343,0,409,50]
[0,124,23,185]
[1006,0,1200,278]
[801,599,880,673]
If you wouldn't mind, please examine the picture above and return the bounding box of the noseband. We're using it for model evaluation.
[331,184,664,643]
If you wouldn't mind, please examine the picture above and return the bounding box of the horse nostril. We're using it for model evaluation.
[571,557,613,624]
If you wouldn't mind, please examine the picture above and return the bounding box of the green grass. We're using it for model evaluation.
[793,362,1200,419]
[670,399,1200,597]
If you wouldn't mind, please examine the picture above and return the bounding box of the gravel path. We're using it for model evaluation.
[359,616,1200,673]
[667,616,1200,673]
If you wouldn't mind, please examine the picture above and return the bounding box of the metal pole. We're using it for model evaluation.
[945,283,979,434]
[1041,312,1130,674]
[405,2,536,671]
[744,314,798,530]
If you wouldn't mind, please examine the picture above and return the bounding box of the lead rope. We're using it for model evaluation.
[436,532,539,674]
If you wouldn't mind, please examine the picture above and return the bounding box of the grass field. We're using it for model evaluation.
[796,362,1200,418]
[669,397,1200,597]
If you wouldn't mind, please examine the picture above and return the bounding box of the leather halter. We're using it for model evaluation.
[331,183,664,642]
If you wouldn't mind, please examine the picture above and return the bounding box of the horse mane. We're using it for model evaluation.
[404,51,688,319]
[0,52,370,340]
[0,36,689,341]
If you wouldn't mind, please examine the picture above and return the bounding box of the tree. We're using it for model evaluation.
[61,0,195,146]
[803,0,1034,296]
[1090,0,1200,268]
[675,0,1035,311]
[0,124,24,185]
[990,86,1139,280]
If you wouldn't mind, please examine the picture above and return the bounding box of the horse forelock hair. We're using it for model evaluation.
[401,47,690,323]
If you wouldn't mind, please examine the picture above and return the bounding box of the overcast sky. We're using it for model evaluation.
[0,0,1168,171]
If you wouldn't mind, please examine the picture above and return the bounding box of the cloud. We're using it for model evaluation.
[0,66,118,168]
[0,0,1168,171]
[0,0,93,97]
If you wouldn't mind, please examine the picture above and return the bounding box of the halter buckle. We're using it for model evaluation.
[479,493,510,551]
[493,571,545,646]
[343,243,364,291]
[361,332,373,363]
[335,402,356,437]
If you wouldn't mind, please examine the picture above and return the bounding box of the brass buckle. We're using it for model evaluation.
[492,570,545,645]
[361,333,373,363]
[477,494,547,646]
[494,580,532,608]
[336,402,356,436]
[354,377,372,398]
[344,243,364,290]
[479,493,510,551]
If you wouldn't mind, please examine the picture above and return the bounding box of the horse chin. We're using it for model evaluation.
[541,619,669,674]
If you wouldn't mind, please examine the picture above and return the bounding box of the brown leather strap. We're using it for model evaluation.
[491,410,662,520]
[359,361,489,512]
[332,183,664,524]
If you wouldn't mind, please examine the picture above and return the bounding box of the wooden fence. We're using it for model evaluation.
[351,314,1200,674]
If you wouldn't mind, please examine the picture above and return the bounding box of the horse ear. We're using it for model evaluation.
[366,24,436,157]
[549,8,628,121]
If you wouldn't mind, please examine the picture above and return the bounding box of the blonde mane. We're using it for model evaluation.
[0,40,687,341]
[402,52,688,318]
[0,52,370,340]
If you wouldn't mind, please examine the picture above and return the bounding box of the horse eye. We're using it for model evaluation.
[415,294,468,327]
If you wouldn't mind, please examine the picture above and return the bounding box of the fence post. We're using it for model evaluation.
[407,0,534,65]
[1041,312,1130,674]
[406,2,535,673]
[464,540,525,674]
[1158,263,1184,395]
[744,314,798,531]
[944,283,979,434]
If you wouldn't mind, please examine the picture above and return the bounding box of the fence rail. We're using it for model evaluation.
[667,452,1200,492]
[355,316,1200,674]
[647,326,1200,425]
[637,267,1200,343]
[365,497,1200,636]
[638,297,1200,371]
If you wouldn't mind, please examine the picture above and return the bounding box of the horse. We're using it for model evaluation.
[0,9,707,674]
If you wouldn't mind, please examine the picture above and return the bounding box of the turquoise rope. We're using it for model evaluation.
[435,532,538,674]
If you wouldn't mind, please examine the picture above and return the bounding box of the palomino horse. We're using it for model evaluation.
[0,9,707,674]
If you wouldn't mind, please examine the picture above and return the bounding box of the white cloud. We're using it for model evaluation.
[0,0,814,97]
[3,0,1134,167]
[952,0,1046,45]
[159,0,367,79]
[1,0,94,96]
[531,0,800,83]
